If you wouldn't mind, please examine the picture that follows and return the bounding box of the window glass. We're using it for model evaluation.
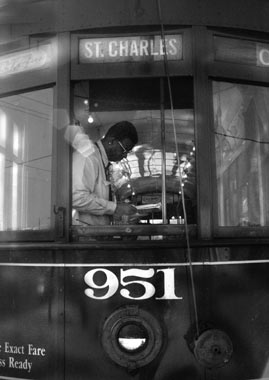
[71,78,196,228]
[213,81,269,227]
[0,88,53,231]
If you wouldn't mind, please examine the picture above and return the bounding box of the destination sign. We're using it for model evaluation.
[0,44,52,77]
[257,44,269,66]
[214,36,269,68]
[79,34,183,63]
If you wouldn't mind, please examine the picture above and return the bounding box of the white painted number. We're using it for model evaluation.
[84,267,183,300]
[120,268,155,300]
[84,269,119,299]
[156,268,182,300]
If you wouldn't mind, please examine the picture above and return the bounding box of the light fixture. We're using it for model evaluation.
[87,114,94,124]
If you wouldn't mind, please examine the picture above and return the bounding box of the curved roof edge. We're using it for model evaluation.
[1,0,269,40]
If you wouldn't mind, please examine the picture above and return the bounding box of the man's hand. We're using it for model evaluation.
[114,202,137,218]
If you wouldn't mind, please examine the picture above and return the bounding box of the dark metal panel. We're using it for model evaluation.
[62,245,269,379]
[0,244,269,379]
[0,0,57,29]
[0,250,65,379]
[3,0,269,37]
[0,70,56,96]
[57,0,269,34]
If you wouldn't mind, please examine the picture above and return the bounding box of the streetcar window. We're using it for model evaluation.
[0,88,53,231]
[71,77,196,229]
[213,81,269,227]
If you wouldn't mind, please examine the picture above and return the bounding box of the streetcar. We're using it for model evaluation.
[0,0,269,379]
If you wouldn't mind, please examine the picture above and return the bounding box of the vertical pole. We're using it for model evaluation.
[160,78,167,223]
[54,32,71,241]
[192,26,213,239]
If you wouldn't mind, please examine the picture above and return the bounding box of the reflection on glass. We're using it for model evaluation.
[213,81,269,227]
[0,88,53,231]
[0,112,6,147]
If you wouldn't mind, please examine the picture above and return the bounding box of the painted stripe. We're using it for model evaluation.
[0,259,269,267]
[0,377,34,380]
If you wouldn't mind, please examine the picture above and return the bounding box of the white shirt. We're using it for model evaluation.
[72,140,116,226]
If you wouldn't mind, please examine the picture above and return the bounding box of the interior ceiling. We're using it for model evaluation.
[73,77,194,152]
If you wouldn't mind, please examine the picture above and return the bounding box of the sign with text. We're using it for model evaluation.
[257,44,269,66]
[79,35,183,63]
[0,340,47,374]
[214,36,269,68]
[0,44,53,77]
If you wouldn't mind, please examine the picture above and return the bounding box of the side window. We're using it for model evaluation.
[0,88,54,232]
[213,81,269,227]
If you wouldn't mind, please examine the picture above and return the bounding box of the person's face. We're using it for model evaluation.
[107,137,134,162]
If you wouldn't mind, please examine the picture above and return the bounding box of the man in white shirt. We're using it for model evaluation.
[69,121,138,226]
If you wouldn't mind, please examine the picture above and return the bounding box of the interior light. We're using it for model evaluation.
[84,99,89,105]
[88,114,94,124]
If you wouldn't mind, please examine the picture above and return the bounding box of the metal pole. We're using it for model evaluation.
[160,78,167,223]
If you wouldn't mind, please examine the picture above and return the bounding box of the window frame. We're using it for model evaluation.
[69,28,200,241]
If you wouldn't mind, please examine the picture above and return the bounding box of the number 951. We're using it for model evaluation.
[84,268,183,300]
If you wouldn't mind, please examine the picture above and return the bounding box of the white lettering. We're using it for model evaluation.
[79,35,181,62]
[28,343,46,356]
[119,40,129,56]
[259,48,269,66]
[84,268,119,299]
[9,357,32,373]
[150,39,159,55]
[129,40,139,56]
[109,41,118,57]
[156,268,183,299]
[0,47,49,76]
[159,39,165,55]
[140,39,149,56]
[84,267,183,301]
[84,42,93,58]
[94,41,104,58]
[120,268,155,300]
[4,342,24,354]
[168,38,178,56]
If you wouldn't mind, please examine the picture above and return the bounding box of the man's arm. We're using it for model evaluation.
[65,124,95,157]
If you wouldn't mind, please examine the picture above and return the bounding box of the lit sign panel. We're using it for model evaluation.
[79,35,182,63]
[0,44,53,77]
[257,44,269,66]
[214,36,269,68]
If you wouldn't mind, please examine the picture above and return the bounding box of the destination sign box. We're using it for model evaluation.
[79,35,183,63]
[257,44,269,66]
[214,36,269,68]
[0,44,53,76]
